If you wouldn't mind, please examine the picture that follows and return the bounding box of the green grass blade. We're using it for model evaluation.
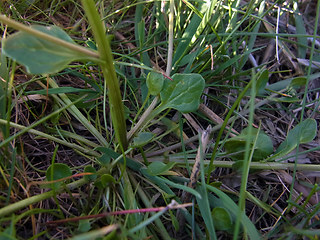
[293,1,308,59]
[48,78,108,147]
[233,70,258,239]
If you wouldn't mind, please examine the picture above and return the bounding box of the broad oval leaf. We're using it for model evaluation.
[275,118,317,155]
[211,207,233,231]
[224,128,273,161]
[2,25,83,74]
[46,163,72,190]
[133,132,154,147]
[146,161,177,176]
[160,73,205,113]
[146,71,164,95]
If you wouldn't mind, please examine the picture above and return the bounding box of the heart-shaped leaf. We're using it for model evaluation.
[2,25,84,74]
[46,163,72,190]
[146,71,164,95]
[160,73,205,113]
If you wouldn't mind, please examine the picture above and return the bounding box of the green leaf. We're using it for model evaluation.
[0,217,16,240]
[274,119,317,158]
[206,184,261,239]
[211,207,233,231]
[46,163,72,190]
[146,71,164,95]
[196,187,216,239]
[270,77,306,103]
[158,176,201,198]
[176,51,198,67]
[256,69,269,95]
[289,77,307,89]
[160,73,205,113]
[2,25,83,74]
[77,219,91,233]
[224,128,273,161]
[146,161,177,176]
[96,147,114,166]
[95,174,116,189]
[84,166,97,182]
[101,174,116,186]
[259,76,307,98]
[293,2,307,59]
[0,227,16,240]
[26,87,96,95]
[133,132,154,147]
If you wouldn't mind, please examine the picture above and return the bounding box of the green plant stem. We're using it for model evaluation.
[132,92,151,124]
[146,158,320,172]
[81,0,128,150]
[166,0,174,75]
[234,70,257,239]
[0,15,99,59]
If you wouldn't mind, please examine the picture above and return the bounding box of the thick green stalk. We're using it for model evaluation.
[81,0,128,150]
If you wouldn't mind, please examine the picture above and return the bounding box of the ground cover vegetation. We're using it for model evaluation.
[0,0,320,239]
